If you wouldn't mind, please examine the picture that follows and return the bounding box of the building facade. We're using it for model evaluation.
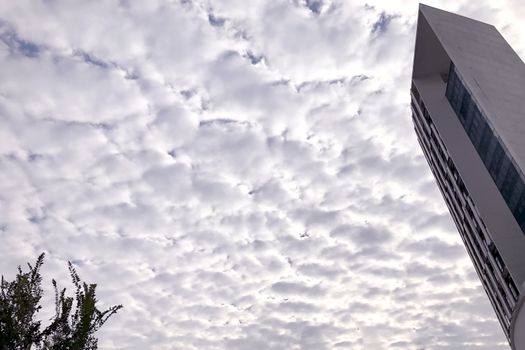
[411,5,525,349]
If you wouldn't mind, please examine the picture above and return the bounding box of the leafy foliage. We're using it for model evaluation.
[0,253,45,350]
[0,254,122,350]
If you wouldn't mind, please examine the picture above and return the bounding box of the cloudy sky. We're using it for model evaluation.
[1,0,524,349]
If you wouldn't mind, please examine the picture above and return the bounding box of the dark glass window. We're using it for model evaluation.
[496,156,511,188]
[489,142,504,179]
[520,221,525,233]
[512,191,525,225]
[501,166,518,203]
[445,68,455,99]
[466,107,482,144]
[446,66,464,114]
[478,127,493,163]
[462,99,475,131]
[459,91,471,119]
[445,63,525,237]
[509,179,524,211]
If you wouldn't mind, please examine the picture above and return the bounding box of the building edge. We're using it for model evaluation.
[511,283,525,350]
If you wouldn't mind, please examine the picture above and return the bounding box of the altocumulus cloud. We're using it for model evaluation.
[0,0,524,349]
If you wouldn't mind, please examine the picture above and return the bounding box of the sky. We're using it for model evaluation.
[0,0,524,349]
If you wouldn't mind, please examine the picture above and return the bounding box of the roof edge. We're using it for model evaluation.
[418,3,495,29]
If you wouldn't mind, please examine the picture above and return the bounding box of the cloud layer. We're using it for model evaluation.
[1,0,523,349]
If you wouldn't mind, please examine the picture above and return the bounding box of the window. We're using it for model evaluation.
[445,63,525,236]
[512,191,525,226]
[500,165,518,203]
[457,177,468,196]
[488,242,497,255]
[466,205,474,219]
[489,142,504,179]
[411,82,420,103]
[477,126,493,163]
[508,278,520,301]
[493,252,505,273]
[459,90,471,121]
[466,107,482,144]
[509,179,524,211]
[475,225,485,242]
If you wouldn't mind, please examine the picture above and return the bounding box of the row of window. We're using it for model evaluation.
[411,112,510,336]
[445,64,525,234]
[410,85,520,337]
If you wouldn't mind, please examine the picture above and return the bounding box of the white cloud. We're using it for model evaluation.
[1,0,522,349]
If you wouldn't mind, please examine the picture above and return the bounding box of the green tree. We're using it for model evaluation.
[0,254,45,350]
[0,253,122,350]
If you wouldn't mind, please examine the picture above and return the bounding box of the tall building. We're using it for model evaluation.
[410,4,525,349]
